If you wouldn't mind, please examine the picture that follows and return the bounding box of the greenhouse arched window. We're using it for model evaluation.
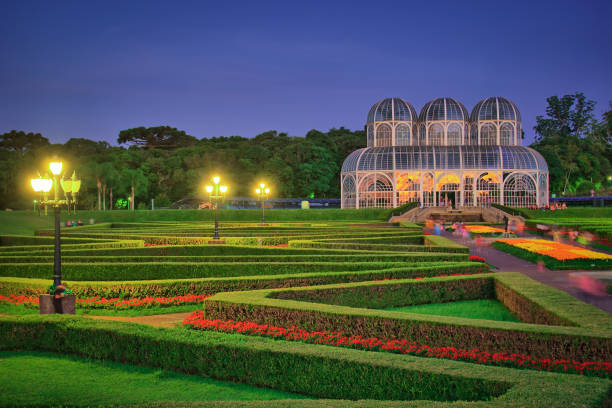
[447,123,462,145]
[500,123,514,145]
[429,124,443,145]
[396,124,411,146]
[376,124,391,146]
[480,124,497,145]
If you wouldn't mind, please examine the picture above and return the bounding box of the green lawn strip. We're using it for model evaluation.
[0,315,609,407]
[0,351,307,405]
[0,262,487,297]
[0,210,395,231]
[491,241,612,270]
[384,299,520,323]
[203,273,612,362]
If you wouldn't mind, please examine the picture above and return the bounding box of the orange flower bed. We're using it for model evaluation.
[496,238,612,261]
[464,225,505,234]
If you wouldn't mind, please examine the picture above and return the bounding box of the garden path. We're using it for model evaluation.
[438,229,612,313]
[86,312,191,328]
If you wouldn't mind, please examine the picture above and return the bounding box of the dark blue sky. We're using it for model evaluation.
[1,0,611,145]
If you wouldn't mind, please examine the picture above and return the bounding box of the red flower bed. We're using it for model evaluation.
[0,294,213,310]
[469,255,486,263]
[144,243,170,247]
[183,312,612,378]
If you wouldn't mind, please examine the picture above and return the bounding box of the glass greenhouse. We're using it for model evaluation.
[341,97,549,208]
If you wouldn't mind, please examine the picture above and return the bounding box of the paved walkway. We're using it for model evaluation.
[439,229,612,313]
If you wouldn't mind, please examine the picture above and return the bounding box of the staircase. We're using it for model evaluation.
[390,206,525,224]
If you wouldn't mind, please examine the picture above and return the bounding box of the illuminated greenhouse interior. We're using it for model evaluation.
[341,97,549,208]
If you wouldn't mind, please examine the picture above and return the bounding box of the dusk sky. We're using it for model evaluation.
[1,0,611,146]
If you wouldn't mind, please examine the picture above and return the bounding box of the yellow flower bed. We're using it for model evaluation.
[496,238,612,261]
[460,225,506,234]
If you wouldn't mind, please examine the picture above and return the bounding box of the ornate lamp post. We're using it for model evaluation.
[205,176,228,243]
[255,183,270,225]
[30,160,81,314]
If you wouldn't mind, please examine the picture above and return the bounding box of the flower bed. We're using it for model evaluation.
[183,312,611,378]
[0,294,212,310]
[494,238,612,269]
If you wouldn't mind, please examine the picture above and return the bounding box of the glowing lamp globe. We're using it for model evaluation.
[49,161,63,175]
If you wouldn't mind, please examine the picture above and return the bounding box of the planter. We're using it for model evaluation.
[39,294,76,314]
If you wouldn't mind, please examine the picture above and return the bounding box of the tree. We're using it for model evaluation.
[118,126,198,149]
[0,130,49,152]
[532,93,612,196]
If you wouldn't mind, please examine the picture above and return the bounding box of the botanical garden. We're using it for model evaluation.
[0,93,611,407]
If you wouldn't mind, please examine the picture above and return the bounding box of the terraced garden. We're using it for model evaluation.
[0,217,611,406]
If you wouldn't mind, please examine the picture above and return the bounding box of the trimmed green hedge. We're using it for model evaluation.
[0,263,488,297]
[271,277,495,310]
[0,315,509,402]
[492,241,612,270]
[203,273,612,363]
[1,315,610,407]
[0,261,425,281]
[289,239,469,254]
[0,240,144,253]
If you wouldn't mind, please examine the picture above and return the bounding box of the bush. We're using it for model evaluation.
[0,315,513,402]
[203,273,612,363]
[0,263,488,297]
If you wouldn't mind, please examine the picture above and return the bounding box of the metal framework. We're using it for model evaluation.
[341,97,549,208]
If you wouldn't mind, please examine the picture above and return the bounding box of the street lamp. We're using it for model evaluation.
[205,176,228,242]
[255,183,270,225]
[30,160,81,314]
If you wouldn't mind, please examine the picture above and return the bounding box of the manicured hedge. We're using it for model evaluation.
[0,235,113,246]
[289,240,469,254]
[271,277,495,310]
[203,273,612,363]
[0,240,144,253]
[0,253,446,264]
[1,315,610,407]
[0,261,420,281]
[492,241,612,270]
[0,315,512,402]
[0,263,488,297]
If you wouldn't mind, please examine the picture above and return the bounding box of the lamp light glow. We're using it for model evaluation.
[49,161,63,175]
[264,188,270,194]
[205,185,213,193]
[256,188,261,194]
[72,180,81,193]
[260,183,265,188]
[220,185,228,194]
[213,176,220,184]
[40,178,53,192]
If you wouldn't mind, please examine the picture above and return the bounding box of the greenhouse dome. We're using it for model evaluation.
[341,97,549,209]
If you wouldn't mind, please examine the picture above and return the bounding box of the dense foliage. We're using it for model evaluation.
[531,93,612,196]
[0,127,363,210]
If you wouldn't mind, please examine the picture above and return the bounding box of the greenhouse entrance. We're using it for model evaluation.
[435,191,456,208]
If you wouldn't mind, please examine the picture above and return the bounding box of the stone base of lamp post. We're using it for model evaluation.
[39,294,76,314]
[207,239,226,244]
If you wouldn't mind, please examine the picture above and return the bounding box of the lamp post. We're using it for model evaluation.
[255,183,270,225]
[30,160,81,314]
[205,176,228,242]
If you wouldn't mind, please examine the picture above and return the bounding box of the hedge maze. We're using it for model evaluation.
[0,220,611,406]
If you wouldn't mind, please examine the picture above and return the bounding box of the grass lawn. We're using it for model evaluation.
[0,351,307,405]
[385,299,520,322]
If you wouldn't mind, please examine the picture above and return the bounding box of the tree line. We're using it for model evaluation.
[0,126,363,210]
[0,93,610,210]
